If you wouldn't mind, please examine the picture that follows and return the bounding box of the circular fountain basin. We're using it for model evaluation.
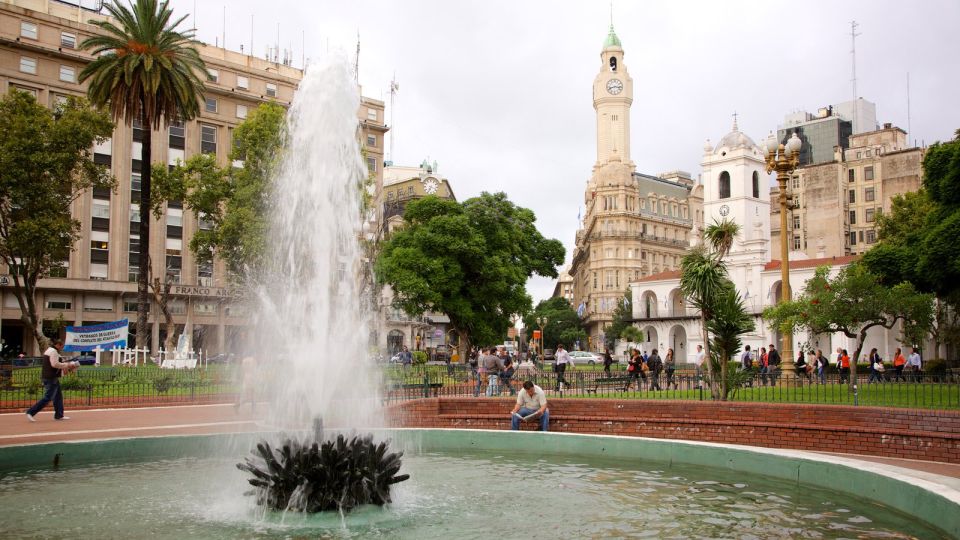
[0,429,955,538]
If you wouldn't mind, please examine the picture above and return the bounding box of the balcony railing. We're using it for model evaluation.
[589,230,688,248]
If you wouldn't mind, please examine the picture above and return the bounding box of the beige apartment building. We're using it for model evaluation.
[568,26,702,351]
[0,0,386,355]
[372,161,456,357]
[551,267,574,306]
[771,124,922,259]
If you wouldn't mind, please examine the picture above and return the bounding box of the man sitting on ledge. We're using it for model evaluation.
[510,380,549,431]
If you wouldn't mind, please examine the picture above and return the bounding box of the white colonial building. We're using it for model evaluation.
[629,122,918,365]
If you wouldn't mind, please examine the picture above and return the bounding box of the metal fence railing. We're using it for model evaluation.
[380,365,960,410]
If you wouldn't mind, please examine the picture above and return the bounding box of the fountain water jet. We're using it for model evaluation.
[235,54,403,512]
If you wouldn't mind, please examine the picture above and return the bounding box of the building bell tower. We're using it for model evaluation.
[593,25,634,169]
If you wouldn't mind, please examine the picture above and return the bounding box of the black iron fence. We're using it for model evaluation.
[382,365,960,410]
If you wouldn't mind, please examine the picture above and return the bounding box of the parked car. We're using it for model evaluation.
[542,349,555,362]
[568,351,603,365]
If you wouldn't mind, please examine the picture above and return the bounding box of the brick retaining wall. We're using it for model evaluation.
[388,398,960,463]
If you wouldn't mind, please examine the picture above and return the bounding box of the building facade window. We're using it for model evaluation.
[793,235,801,250]
[865,208,875,222]
[866,230,876,243]
[59,65,75,83]
[236,104,247,119]
[205,97,217,113]
[849,231,857,246]
[236,75,249,90]
[367,108,377,121]
[848,169,855,182]
[865,166,875,181]
[793,216,800,229]
[366,157,376,172]
[849,189,856,203]
[20,57,37,74]
[200,124,217,154]
[849,210,856,224]
[366,134,376,147]
[20,21,38,39]
[718,171,730,199]
[865,187,875,202]
[752,171,760,198]
[266,83,277,97]
[60,32,76,48]
[207,69,219,83]
[168,120,185,149]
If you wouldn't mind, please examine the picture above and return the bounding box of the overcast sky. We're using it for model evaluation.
[169,0,960,304]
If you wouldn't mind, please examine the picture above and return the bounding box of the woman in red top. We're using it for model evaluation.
[839,349,851,384]
[892,347,907,382]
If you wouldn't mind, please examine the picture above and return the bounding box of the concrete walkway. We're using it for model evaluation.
[2,403,959,483]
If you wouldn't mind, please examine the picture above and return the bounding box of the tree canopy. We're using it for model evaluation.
[0,90,113,349]
[375,192,565,352]
[522,297,587,351]
[763,264,933,388]
[604,289,633,349]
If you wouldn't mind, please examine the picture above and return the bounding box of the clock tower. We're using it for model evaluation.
[593,25,634,169]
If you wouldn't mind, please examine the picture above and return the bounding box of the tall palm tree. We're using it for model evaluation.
[680,246,727,399]
[681,218,743,399]
[80,0,206,349]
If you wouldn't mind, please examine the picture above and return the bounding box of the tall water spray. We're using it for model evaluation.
[249,55,381,432]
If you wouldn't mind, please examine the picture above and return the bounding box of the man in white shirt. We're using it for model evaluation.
[510,381,549,431]
[553,343,575,391]
[26,339,78,422]
[908,347,923,382]
[694,344,705,388]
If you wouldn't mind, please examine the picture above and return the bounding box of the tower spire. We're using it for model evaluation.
[732,111,739,132]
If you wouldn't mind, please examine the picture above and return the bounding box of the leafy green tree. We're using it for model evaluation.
[763,264,933,390]
[152,102,285,280]
[522,297,587,351]
[376,192,565,359]
[80,0,207,348]
[862,130,960,359]
[0,91,113,349]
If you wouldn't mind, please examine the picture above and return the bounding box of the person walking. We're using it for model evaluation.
[838,349,851,384]
[399,346,413,369]
[892,347,907,382]
[740,345,753,387]
[664,348,677,389]
[767,344,781,385]
[758,347,769,386]
[482,347,504,396]
[554,344,574,391]
[694,344,705,389]
[468,348,482,397]
[624,348,643,391]
[907,347,923,383]
[602,348,614,377]
[26,339,79,422]
[867,348,883,383]
[816,349,828,384]
[647,349,663,391]
[500,351,517,396]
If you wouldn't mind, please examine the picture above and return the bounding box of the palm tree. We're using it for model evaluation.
[681,218,743,399]
[706,282,755,400]
[680,246,727,399]
[80,0,206,349]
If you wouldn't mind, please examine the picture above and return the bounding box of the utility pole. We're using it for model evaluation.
[850,21,861,130]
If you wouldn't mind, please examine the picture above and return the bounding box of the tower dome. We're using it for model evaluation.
[714,117,761,154]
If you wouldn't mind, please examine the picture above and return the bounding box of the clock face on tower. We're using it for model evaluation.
[606,79,623,95]
[719,204,730,217]
[423,178,439,194]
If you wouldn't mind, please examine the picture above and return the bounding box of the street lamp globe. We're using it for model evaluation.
[786,132,802,155]
[764,131,778,156]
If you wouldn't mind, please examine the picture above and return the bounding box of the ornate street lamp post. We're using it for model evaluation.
[536,316,549,359]
[763,132,802,377]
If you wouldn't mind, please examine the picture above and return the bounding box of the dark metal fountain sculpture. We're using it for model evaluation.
[237,431,410,513]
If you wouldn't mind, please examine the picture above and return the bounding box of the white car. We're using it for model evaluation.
[568,351,603,365]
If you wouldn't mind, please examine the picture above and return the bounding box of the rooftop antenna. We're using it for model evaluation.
[906,72,912,145]
[355,30,360,82]
[389,74,399,162]
[850,21,861,130]
[250,14,254,56]
[222,5,226,50]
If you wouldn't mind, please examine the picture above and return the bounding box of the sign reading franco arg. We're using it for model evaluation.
[170,285,236,298]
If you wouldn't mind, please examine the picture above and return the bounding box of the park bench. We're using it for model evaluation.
[389,382,444,397]
[586,376,632,394]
